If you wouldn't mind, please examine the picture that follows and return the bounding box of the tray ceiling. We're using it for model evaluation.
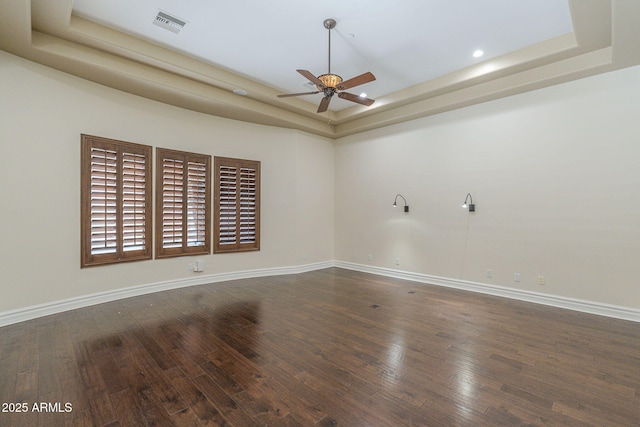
[1,0,640,138]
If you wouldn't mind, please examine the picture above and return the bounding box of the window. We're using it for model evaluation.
[156,148,211,258]
[81,134,152,267]
[214,157,261,253]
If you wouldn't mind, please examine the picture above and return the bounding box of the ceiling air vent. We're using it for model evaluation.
[153,11,186,34]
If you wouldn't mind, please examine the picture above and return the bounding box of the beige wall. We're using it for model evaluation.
[0,51,334,313]
[2,48,640,315]
[335,64,640,308]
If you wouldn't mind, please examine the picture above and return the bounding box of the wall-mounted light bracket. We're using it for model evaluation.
[462,193,475,212]
[393,194,409,213]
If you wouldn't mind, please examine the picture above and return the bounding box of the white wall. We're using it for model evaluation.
[0,51,334,313]
[335,64,640,309]
[3,48,640,317]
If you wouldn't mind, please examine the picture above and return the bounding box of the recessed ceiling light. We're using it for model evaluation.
[359,93,367,98]
[233,89,248,96]
[473,50,484,58]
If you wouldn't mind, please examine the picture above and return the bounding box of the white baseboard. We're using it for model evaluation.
[334,261,640,323]
[0,261,334,327]
[2,260,639,327]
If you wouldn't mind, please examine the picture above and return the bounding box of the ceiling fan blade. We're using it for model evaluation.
[277,91,320,98]
[338,91,375,106]
[317,95,332,113]
[336,72,376,91]
[297,69,325,88]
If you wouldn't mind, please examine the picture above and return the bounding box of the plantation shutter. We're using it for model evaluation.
[187,160,208,246]
[81,135,152,267]
[122,152,148,251]
[214,157,260,253]
[239,166,258,244]
[218,164,238,246]
[89,146,118,255]
[161,157,184,249]
[156,148,211,258]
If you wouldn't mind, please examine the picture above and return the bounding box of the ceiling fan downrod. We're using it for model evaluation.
[323,18,336,74]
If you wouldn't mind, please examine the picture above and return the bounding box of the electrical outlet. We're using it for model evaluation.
[187,263,194,272]
[395,258,400,266]
[538,275,545,285]
[194,261,204,272]
[486,269,493,278]
[514,273,521,282]
[367,254,373,261]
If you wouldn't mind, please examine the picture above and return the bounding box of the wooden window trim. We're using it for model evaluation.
[81,134,152,267]
[155,148,211,258]
[214,156,261,254]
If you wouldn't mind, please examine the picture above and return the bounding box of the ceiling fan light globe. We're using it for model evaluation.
[318,73,343,89]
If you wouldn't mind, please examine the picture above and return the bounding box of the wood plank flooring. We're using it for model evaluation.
[1,267,639,426]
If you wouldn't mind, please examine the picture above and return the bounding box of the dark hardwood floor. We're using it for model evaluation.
[1,268,639,426]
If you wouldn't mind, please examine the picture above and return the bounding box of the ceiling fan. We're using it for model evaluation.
[278,18,376,113]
